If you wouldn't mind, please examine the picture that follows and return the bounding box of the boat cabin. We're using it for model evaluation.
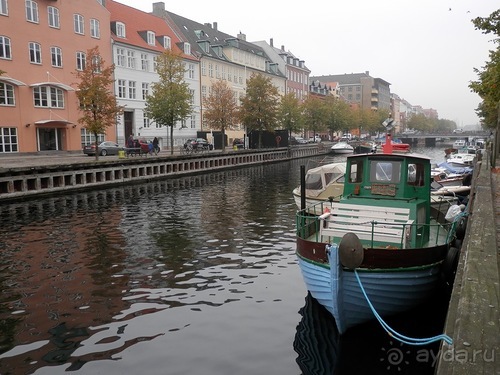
[339,152,432,248]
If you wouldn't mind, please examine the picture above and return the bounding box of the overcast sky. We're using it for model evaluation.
[116,0,498,127]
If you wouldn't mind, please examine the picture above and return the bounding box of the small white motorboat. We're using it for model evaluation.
[330,142,354,154]
[446,153,475,167]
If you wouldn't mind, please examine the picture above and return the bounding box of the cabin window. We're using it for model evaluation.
[349,161,363,183]
[407,163,425,186]
[370,161,401,183]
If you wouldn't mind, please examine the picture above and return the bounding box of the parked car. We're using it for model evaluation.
[453,129,464,134]
[83,141,122,156]
[233,138,244,149]
[308,136,322,143]
[295,137,308,144]
[184,138,213,150]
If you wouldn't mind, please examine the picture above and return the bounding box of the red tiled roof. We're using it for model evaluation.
[106,0,195,60]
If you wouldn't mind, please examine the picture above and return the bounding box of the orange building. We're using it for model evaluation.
[0,0,113,153]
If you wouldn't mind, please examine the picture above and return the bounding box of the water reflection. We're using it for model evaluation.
[294,293,340,374]
[0,162,305,375]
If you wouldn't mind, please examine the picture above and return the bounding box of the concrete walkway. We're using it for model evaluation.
[435,153,500,374]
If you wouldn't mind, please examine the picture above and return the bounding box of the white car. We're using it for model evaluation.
[295,137,308,144]
[308,136,322,143]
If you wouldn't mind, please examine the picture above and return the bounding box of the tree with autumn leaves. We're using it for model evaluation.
[202,79,239,152]
[75,46,123,161]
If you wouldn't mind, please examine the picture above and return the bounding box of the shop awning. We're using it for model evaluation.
[0,77,27,86]
[30,82,75,91]
[34,119,73,125]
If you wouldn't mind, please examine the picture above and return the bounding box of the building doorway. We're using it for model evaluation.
[124,111,134,139]
[37,128,63,151]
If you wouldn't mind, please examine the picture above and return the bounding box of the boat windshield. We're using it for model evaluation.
[370,161,401,183]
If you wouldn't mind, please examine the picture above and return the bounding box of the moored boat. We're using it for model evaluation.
[446,153,475,168]
[292,161,346,214]
[295,133,464,335]
[330,142,354,154]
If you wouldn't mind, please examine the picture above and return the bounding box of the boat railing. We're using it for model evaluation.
[296,202,457,249]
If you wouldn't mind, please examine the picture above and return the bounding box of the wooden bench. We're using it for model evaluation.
[319,202,413,248]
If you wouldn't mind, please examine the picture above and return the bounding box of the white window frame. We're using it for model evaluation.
[0,36,11,59]
[1,0,8,16]
[33,86,64,108]
[128,81,136,99]
[117,79,126,98]
[26,0,38,23]
[74,14,84,35]
[0,82,15,106]
[76,51,86,70]
[29,42,41,64]
[147,31,155,46]
[142,82,149,100]
[116,47,125,67]
[127,50,135,69]
[90,18,100,39]
[0,127,18,153]
[141,53,149,71]
[50,46,62,67]
[47,6,59,28]
[188,63,195,79]
[116,22,126,38]
[183,42,191,55]
[163,36,171,49]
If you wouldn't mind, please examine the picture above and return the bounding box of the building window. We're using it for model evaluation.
[143,111,150,127]
[90,19,100,38]
[116,48,125,67]
[26,0,38,23]
[76,51,85,70]
[0,36,11,59]
[116,22,125,38]
[74,14,84,34]
[33,86,64,108]
[190,115,196,129]
[0,0,8,16]
[189,89,195,105]
[50,46,62,67]
[0,127,18,153]
[140,53,149,71]
[29,42,41,64]
[47,6,59,28]
[128,81,136,99]
[208,63,213,78]
[91,55,101,73]
[0,82,15,105]
[163,36,171,49]
[201,61,206,76]
[142,82,149,100]
[187,63,195,79]
[127,50,135,69]
[117,79,126,98]
[147,31,155,46]
[183,43,191,55]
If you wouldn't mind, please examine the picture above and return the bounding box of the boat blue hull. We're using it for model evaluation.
[297,253,441,334]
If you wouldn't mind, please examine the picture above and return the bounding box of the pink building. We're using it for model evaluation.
[0,0,112,153]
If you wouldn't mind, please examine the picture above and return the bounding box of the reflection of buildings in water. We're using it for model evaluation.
[0,198,130,374]
[293,293,340,375]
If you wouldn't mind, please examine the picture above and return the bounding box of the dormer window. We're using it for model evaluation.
[162,36,171,49]
[183,42,190,55]
[147,31,155,46]
[116,22,125,38]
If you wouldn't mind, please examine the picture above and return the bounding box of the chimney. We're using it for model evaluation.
[237,31,246,41]
[152,2,165,16]
[213,22,218,30]
[270,38,273,47]
[281,45,285,51]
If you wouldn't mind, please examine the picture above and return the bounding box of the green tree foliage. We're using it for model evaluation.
[323,96,352,139]
[278,93,303,143]
[469,10,500,129]
[239,73,280,148]
[75,46,123,161]
[145,49,192,154]
[203,79,239,152]
[302,96,327,139]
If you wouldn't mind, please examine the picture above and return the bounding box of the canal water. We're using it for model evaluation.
[0,147,452,375]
